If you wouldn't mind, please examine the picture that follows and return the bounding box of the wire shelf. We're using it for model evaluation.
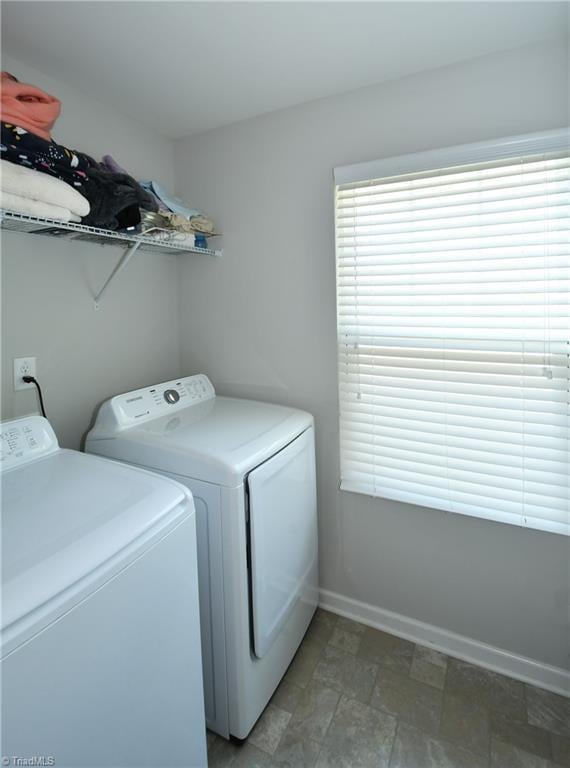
[0,209,222,258]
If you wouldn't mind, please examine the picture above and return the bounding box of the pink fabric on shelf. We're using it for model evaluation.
[0,72,61,141]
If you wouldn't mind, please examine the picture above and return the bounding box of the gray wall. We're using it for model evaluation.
[173,42,569,669]
[1,56,182,449]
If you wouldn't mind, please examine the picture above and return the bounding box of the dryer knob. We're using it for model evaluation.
[164,389,180,404]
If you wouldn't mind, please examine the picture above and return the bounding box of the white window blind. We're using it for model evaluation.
[335,130,569,535]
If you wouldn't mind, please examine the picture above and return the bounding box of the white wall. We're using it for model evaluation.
[1,55,181,448]
[174,42,570,670]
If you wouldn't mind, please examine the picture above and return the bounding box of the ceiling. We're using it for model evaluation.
[1,2,567,139]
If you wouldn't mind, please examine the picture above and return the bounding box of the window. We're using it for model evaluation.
[334,130,569,535]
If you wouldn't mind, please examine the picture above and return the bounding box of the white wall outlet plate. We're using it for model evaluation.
[14,357,37,391]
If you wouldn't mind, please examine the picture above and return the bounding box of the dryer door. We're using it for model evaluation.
[248,427,317,659]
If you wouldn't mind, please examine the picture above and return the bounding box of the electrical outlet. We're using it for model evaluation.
[13,357,37,391]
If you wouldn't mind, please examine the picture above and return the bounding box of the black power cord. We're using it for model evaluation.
[22,375,47,419]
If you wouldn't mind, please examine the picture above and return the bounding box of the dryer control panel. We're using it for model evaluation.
[0,415,59,470]
[103,374,216,429]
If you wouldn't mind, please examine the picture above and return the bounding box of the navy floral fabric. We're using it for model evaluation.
[1,122,156,229]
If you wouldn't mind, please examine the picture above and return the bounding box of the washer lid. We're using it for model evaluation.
[2,447,191,651]
[88,394,313,486]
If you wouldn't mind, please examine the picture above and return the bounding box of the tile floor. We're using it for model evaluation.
[207,609,570,767]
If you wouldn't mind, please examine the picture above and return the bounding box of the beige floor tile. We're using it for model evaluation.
[304,610,339,647]
[248,704,292,755]
[336,616,367,635]
[439,691,490,757]
[315,609,339,627]
[288,681,341,743]
[446,658,526,720]
[329,626,362,655]
[315,694,397,768]
[527,686,570,739]
[389,721,488,768]
[491,737,560,768]
[207,731,240,768]
[285,638,324,689]
[551,733,570,767]
[410,645,448,690]
[358,626,414,676]
[231,743,274,768]
[314,644,378,703]
[491,710,553,762]
[271,679,304,714]
[371,665,442,736]
[271,729,322,768]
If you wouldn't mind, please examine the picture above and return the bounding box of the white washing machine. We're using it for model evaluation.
[1,415,207,768]
[86,374,319,740]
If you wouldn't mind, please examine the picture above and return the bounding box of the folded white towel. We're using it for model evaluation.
[0,161,89,217]
[143,228,195,246]
[0,190,80,223]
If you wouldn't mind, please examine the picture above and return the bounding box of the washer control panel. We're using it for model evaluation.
[109,374,216,428]
[0,415,59,470]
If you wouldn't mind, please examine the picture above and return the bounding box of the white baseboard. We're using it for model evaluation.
[319,588,570,698]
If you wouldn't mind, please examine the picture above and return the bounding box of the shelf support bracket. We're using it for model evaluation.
[94,241,141,309]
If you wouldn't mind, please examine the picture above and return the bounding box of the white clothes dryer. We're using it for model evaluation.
[1,415,206,768]
[86,374,319,740]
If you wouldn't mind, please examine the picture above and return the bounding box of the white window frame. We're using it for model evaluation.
[334,129,569,535]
